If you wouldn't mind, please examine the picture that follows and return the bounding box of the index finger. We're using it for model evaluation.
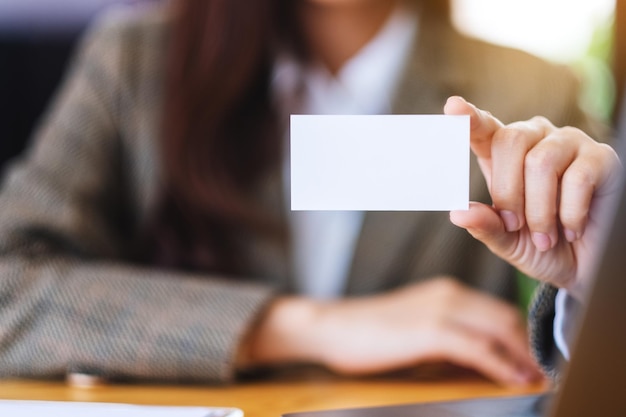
[444,96,504,161]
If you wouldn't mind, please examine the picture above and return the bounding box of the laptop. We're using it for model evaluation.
[283,117,626,417]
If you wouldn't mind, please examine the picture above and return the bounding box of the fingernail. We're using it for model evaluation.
[532,232,552,252]
[531,232,552,252]
[564,228,578,242]
[500,210,520,232]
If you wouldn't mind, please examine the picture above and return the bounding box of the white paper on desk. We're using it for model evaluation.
[0,399,243,417]
[290,115,469,211]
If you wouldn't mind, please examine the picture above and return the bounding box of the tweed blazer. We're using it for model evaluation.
[0,4,602,383]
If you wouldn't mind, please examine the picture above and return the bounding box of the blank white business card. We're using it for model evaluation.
[290,114,469,211]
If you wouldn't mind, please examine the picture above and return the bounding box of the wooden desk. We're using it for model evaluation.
[0,371,547,417]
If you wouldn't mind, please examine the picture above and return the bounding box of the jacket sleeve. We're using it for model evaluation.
[527,283,564,381]
[0,7,275,384]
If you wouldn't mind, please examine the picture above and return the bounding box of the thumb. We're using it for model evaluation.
[450,202,518,258]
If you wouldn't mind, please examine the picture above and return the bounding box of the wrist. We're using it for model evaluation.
[240,296,323,368]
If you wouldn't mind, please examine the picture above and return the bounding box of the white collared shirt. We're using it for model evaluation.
[273,4,418,298]
[553,288,583,360]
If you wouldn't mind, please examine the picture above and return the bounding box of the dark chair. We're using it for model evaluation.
[0,0,151,172]
[0,32,80,171]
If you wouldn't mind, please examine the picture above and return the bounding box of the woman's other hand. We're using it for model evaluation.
[242,278,542,386]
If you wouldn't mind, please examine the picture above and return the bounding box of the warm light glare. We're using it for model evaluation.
[452,0,615,63]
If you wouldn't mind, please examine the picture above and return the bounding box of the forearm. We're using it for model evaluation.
[0,255,275,383]
[240,297,323,369]
[241,278,543,385]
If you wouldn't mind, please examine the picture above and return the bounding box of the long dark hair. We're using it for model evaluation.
[141,0,296,274]
[142,0,450,275]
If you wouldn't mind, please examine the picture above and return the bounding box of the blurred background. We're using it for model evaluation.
[0,0,621,171]
[454,0,616,122]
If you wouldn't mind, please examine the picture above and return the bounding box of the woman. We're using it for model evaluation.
[0,0,614,384]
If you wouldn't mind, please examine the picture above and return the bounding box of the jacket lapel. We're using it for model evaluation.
[345,18,475,295]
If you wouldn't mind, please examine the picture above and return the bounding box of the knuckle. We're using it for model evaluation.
[563,166,595,189]
[598,143,622,170]
[529,115,551,126]
[524,147,556,174]
[559,125,582,137]
[424,277,465,313]
[495,125,527,146]
[431,277,463,298]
